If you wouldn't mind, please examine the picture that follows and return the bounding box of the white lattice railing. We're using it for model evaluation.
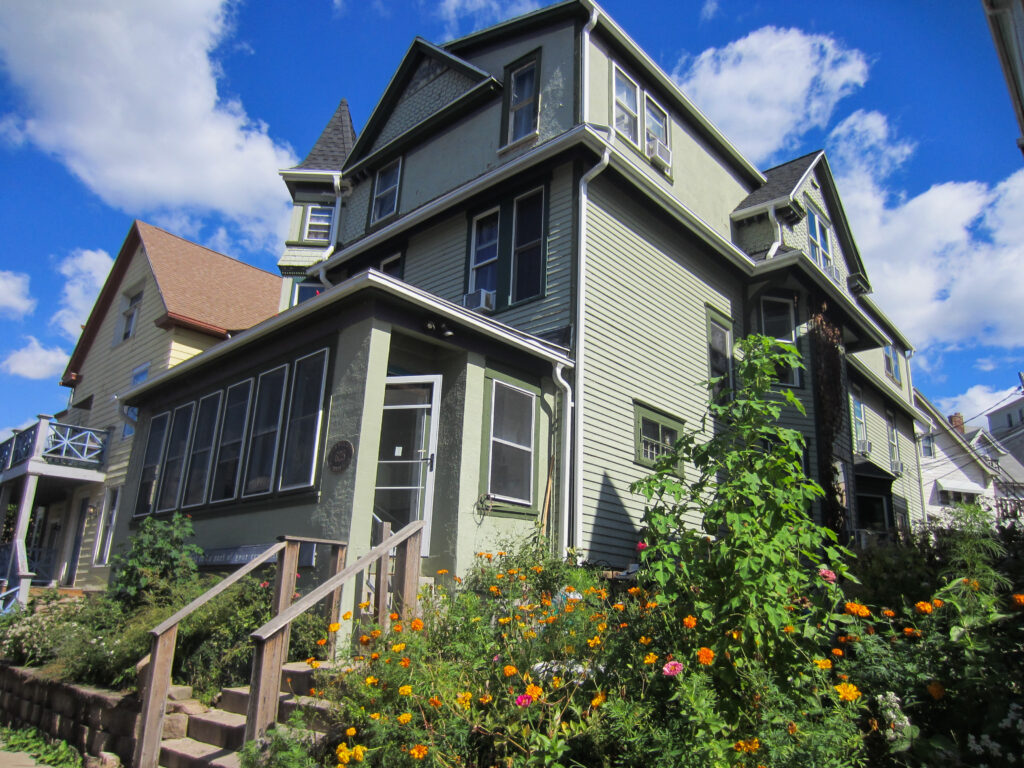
[42,421,107,466]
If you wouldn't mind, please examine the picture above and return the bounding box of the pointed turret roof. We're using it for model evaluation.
[294,99,357,171]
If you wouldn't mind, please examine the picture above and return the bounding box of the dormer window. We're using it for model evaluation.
[121,291,142,342]
[506,60,539,145]
[304,205,334,242]
[807,206,832,268]
[371,158,401,223]
[614,67,639,145]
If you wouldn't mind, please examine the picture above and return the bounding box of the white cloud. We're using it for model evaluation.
[0,1,297,255]
[673,27,868,164]
[828,111,1024,352]
[50,249,114,340]
[935,384,1021,430]
[700,0,720,22]
[0,113,26,146]
[434,0,540,39]
[0,337,69,380]
[0,271,36,319]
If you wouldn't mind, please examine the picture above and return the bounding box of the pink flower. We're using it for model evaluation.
[515,694,533,707]
[636,541,648,551]
[818,568,837,584]
[259,581,270,588]
[662,660,684,677]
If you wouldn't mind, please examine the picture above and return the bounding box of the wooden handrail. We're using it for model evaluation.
[252,520,423,641]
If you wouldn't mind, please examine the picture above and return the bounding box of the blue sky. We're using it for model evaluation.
[0,0,1022,437]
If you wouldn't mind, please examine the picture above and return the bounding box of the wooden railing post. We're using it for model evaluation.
[373,522,392,627]
[133,626,178,768]
[326,543,347,658]
[245,629,288,742]
[271,541,300,690]
[392,527,422,618]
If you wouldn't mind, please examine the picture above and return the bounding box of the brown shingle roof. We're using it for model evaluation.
[137,221,281,335]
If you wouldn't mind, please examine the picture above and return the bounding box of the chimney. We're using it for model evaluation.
[948,412,965,434]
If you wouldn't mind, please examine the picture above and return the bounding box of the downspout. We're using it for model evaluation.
[765,206,783,259]
[552,363,574,556]
[316,173,346,291]
[570,5,607,561]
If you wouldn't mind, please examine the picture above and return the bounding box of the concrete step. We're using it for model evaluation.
[279,660,332,694]
[159,737,241,768]
[186,708,247,751]
[168,684,194,701]
[216,687,252,716]
[279,694,333,731]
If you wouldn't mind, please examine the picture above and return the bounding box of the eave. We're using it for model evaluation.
[846,355,928,423]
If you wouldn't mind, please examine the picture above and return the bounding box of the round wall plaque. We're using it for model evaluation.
[327,440,354,473]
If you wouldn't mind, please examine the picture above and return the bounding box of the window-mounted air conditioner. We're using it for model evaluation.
[890,460,905,476]
[647,138,672,171]
[825,263,842,284]
[856,440,873,456]
[462,288,495,313]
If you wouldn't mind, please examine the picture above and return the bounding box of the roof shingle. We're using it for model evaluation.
[733,150,821,214]
[294,99,357,171]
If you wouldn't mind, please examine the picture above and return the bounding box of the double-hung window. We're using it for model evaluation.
[634,403,683,466]
[883,345,902,384]
[488,380,535,505]
[470,209,500,293]
[506,59,539,145]
[851,387,868,446]
[122,364,150,439]
[886,411,900,465]
[468,187,545,309]
[371,159,401,223]
[511,190,543,303]
[644,95,669,165]
[707,309,733,399]
[807,207,832,269]
[760,297,799,386]
[122,291,142,342]
[920,433,935,458]
[304,205,334,242]
[135,412,170,517]
[614,67,639,145]
[243,365,288,497]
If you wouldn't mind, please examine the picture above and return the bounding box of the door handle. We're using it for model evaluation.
[427,453,435,472]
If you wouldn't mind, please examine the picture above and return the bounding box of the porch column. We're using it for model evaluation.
[13,474,38,606]
[0,483,11,589]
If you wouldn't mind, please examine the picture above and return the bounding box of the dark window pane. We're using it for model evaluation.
[211,380,252,502]
[490,442,532,501]
[280,350,327,489]
[182,393,221,507]
[156,404,194,512]
[135,412,169,516]
[244,367,287,496]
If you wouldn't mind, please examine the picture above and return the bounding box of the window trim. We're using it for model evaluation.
[122,363,150,439]
[502,53,541,148]
[121,291,143,343]
[920,433,935,459]
[851,386,868,446]
[293,280,324,306]
[134,411,170,518]
[487,379,536,506]
[181,391,224,509]
[154,401,197,514]
[644,93,669,153]
[303,204,334,243]
[886,410,900,464]
[509,187,545,305]
[241,364,289,499]
[806,203,833,269]
[93,487,120,566]
[760,296,800,387]
[883,345,903,385]
[479,371,541,515]
[278,348,330,492]
[209,378,255,504]
[613,66,640,147]
[633,402,684,468]
[706,306,733,397]
[469,207,501,294]
[370,157,402,224]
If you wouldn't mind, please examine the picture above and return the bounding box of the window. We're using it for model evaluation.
[121,291,142,342]
[488,380,535,505]
[505,59,539,145]
[707,309,733,399]
[883,345,902,384]
[920,434,935,458]
[644,95,668,151]
[940,490,978,506]
[304,205,333,242]
[614,67,639,145]
[181,392,222,508]
[511,190,544,303]
[279,350,329,490]
[371,158,401,223]
[93,487,120,566]
[634,403,683,466]
[294,280,324,305]
[243,365,288,497]
[155,403,195,513]
[122,364,150,438]
[886,411,900,464]
[135,412,169,517]
[851,387,867,446]
[470,209,499,293]
[210,380,253,502]
[807,206,832,268]
[760,297,799,385]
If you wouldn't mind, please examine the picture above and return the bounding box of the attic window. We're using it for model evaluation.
[304,205,333,242]
[371,158,401,223]
[507,60,539,145]
[121,291,142,342]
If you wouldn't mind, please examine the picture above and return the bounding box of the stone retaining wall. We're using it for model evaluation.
[0,665,139,765]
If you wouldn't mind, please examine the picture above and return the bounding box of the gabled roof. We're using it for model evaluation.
[914,388,998,479]
[61,221,282,386]
[343,38,496,173]
[293,99,357,171]
[733,151,820,214]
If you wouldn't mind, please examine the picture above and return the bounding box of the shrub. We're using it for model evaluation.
[109,512,203,608]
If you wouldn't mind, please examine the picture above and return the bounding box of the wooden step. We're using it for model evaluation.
[159,737,241,768]
[186,709,247,750]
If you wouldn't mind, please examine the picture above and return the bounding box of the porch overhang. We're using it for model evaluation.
[936,479,988,496]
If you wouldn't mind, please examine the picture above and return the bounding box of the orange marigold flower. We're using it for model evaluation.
[409,744,428,760]
[496,551,507,556]
[927,681,945,700]
[359,634,371,645]
[392,623,403,632]
[410,618,424,632]
[697,647,715,666]
[882,609,895,618]
[489,586,501,595]
[814,658,832,670]
[397,712,412,724]
[903,627,916,637]
[369,712,381,720]
[495,573,505,580]
[436,569,449,575]
[834,682,861,702]
[370,653,380,661]
[358,601,371,610]
[370,629,381,639]
[683,615,697,629]
[619,622,629,628]
[316,638,327,646]
[365,676,378,686]
[328,622,341,632]
[526,683,543,699]
[453,575,463,584]
[787,722,798,735]
[390,612,400,621]
[1012,593,1024,607]
[591,691,607,708]
[844,602,871,618]
[400,657,411,668]
[783,625,795,634]
[831,648,844,657]
[428,696,442,707]
[733,738,761,753]
[507,568,519,575]
[342,611,352,620]
[346,727,357,737]
[627,586,642,596]
[586,635,601,648]
[837,673,849,680]
[914,601,933,615]
[503,664,519,678]
[638,636,653,645]
[645,601,659,609]
[531,565,544,573]
[612,603,626,611]
[479,693,493,705]
[398,685,412,696]
[932,598,944,608]
[643,652,658,665]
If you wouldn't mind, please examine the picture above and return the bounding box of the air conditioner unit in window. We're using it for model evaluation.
[890,460,904,476]
[856,440,873,456]
[825,263,842,284]
[462,288,495,313]
[647,138,672,171]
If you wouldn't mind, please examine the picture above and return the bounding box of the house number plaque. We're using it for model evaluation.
[327,440,354,473]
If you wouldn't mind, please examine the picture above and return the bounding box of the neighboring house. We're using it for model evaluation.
[119,1,926,580]
[962,421,1024,521]
[914,392,998,521]
[984,0,1024,156]
[0,221,281,603]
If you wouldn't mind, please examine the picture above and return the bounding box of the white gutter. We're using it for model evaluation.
[552,363,574,556]
[314,173,344,291]
[123,270,573,403]
[765,207,782,259]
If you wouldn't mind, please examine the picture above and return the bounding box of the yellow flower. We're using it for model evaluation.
[479,693,493,704]
[456,691,473,710]
[531,565,543,573]
[733,737,760,753]
[328,622,341,633]
[369,712,381,720]
[643,652,658,665]
[346,727,357,737]
[526,683,543,699]
[409,744,428,760]
[914,601,933,615]
[498,617,512,625]
[489,585,501,595]
[392,643,406,652]
[342,611,352,620]
[587,635,601,648]
[591,691,607,708]
[398,685,412,696]
[503,664,519,677]
[352,745,366,762]
[834,682,861,702]
[436,568,449,575]
[612,603,626,611]
[307,659,320,669]
[638,636,653,646]
[552,676,563,688]
[358,601,370,610]
[364,676,378,686]
[844,601,871,618]
[397,712,412,724]
[697,647,714,666]
[814,658,832,670]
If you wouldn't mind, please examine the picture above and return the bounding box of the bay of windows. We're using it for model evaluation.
[135,348,328,517]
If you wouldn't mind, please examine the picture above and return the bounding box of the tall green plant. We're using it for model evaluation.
[109,512,202,608]
[632,335,851,676]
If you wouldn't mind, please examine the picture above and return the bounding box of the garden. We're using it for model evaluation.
[1,336,1022,767]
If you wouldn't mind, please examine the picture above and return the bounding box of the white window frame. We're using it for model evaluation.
[920,433,935,459]
[707,313,733,395]
[135,411,170,517]
[487,379,536,506]
[760,297,799,386]
[510,187,544,304]
[209,378,254,503]
[807,205,833,269]
[506,60,539,145]
[293,280,324,306]
[469,207,500,293]
[242,364,289,498]
[886,411,900,464]
[304,204,334,242]
[644,93,669,152]
[121,291,143,342]
[613,66,640,146]
[852,386,868,445]
[884,345,902,384]
[278,348,330,492]
[93,487,120,566]
[371,158,402,223]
